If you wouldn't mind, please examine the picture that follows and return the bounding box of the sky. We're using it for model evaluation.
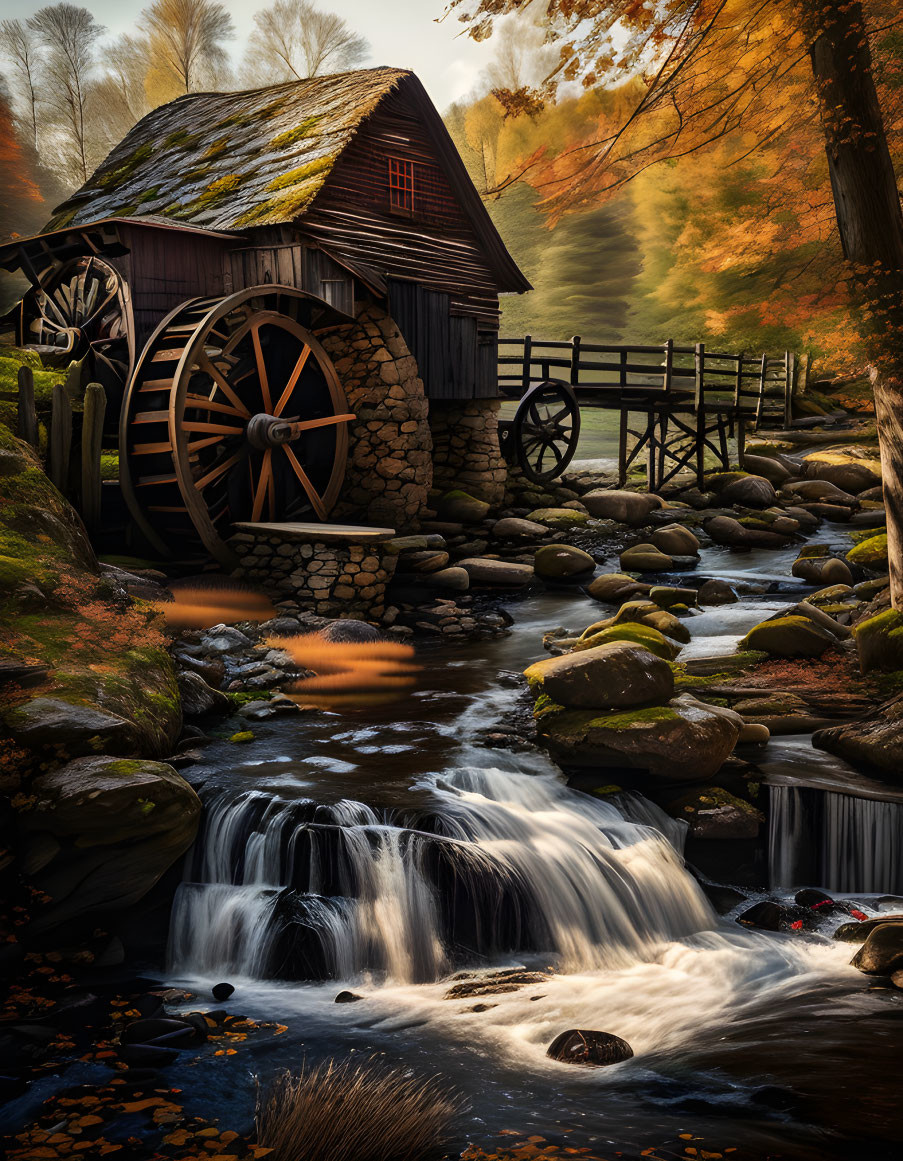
[1,0,499,111]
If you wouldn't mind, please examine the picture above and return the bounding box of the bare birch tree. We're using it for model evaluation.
[0,19,43,149]
[140,0,233,96]
[243,0,369,85]
[27,4,103,185]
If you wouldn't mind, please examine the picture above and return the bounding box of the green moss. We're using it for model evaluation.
[94,142,154,190]
[546,704,679,737]
[137,798,157,814]
[104,759,149,777]
[163,129,202,151]
[137,186,161,204]
[203,136,231,160]
[0,355,58,405]
[852,609,903,673]
[100,453,119,481]
[229,730,255,744]
[532,692,565,720]
[269,116,323,148]
[226,690,274,707]
[847,533,888,568]
[190,173,245,212]
[574,623,677,660]
[266,155,334,191]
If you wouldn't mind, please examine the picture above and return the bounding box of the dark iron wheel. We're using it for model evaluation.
[119,285,353,568]
[512,379,581,485]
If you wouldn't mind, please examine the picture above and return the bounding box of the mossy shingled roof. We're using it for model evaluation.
[46,67,411,233]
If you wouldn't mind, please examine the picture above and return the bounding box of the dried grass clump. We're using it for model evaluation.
[255,1057,464,1161]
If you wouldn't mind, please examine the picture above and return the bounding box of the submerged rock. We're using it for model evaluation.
[547,1028,634,1067]
[525,641,674,711]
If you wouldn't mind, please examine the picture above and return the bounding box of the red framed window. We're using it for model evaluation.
[388,157,414,213]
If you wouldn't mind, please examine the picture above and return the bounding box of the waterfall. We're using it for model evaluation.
[169,764,714,984]
[769,784,903,894]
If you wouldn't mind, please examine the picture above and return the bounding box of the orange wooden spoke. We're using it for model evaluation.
[290,412,355,433]
[194,451,242,490]
[251,323,272,412]
[133,441,172,455]
[184,393,247,418]
[181,420,245,435]
[198,355,251,417]
[187,435,225,454]
[284,446,327,520]
[274,344,312,417]
[251,450,274,521]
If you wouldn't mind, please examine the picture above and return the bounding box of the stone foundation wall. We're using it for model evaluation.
[321,303,432,531]
[230,530,397,619]
[428,398,507,507]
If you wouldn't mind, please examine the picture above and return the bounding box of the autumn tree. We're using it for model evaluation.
[140,0,233,99]
[451,0,903,602]
[0,19,42,149]
[27,3,102,184]
[242,0,369,85]
[0,81,45,241]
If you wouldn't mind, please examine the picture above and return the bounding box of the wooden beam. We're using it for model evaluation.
[49,383,72,494]
[81,383,106,534]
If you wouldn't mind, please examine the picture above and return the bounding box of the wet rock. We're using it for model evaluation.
[534,544,595,581]
[739,615,836,658]
[641,607,691,644]
[620,543,673,572]
[573,622,679,661]
[703,515,790,549]
[786,479,859,507]
[696,578,738,606]
[738,722,770,744]
[525,507,590,529]
[851,923,903,975]
[581,489,660,524]
[177,654,227,687]
[673,787,763,839]
[201,626,252,654]
[404,550,451,573]
[117,1043,181,1068]
[814,690,903,776]
[536,693,742,779]
[741,454,792,485]
[650,523,700,556]
[457,558,534,586]
[851,609,903,673]
[19,756,201,934]
[3,696,134,757]
[320,619,382,643]
[445,970,550,999]
[834,915,903,942]
[437,490,491,523]
[802,454,881,494]
[722,475,777,508]
[525,641,674,710]
[212,982,235,1001]
[585,573,652,604]
[546,1028,634,1067]
[121,1017,203,1047]
[737,901,811,932]
[334,990,363,1003]
[649,585,698,610]
[177,671,231,717]
[492,517,549,539]
[425,566,471,592]
[847,532,888,571]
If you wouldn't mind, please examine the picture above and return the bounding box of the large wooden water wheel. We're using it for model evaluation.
[120,286,354,568]
[14,255,133,410]
[511,379,581,485]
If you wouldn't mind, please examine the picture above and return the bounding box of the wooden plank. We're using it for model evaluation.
[49,383,72,494]
[16,366,39,449]
[232,521,396,544]
[81,383,106,534]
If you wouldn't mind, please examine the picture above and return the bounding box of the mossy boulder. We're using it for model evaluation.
[852,609,903,673]
[847,533,888,570]
[18,755,200,935]
[669,787,764,840]
[649,585,698,610]
[436,489,490,523]
[573,622,679,661]
[739,615,835,658]
[525,641,674,710]
[535,693,743,779]
[526,507,590,528]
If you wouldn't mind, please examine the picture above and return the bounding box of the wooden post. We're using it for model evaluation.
[618,408,629,486]
[619,348,628,388]
[569,335,581,386]
[735,352,746,469]
[756,353,768,429]
[694,342,705,486]
[663,339,674,393]
[49,383,72,493]
[64,359,83,403]
[783,350,793,428]
[81,382,106,534]
[17,366,39,449]
[521,334,532,393]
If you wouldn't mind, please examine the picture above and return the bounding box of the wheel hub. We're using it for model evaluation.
[245,411,301,449]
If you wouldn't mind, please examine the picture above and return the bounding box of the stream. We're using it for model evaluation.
[163,530,903,1159]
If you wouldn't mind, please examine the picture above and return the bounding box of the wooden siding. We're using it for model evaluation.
[227,239,355,315]
[389,278,498,399]
[119,224,230,348]
[297,91,502,329]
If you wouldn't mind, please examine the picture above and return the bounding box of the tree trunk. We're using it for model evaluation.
[801,0,903,605]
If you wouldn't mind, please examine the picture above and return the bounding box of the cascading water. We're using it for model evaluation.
[769,783,903,893]
[169,760,713,983]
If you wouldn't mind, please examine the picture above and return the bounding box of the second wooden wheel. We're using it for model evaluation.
[120,286,353,567]
[512,379,581,485]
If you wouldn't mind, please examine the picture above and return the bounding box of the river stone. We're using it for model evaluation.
[672,787,763,839]
[437,490,491,523]
[786,479,859,507]
[426,566,471,592]
[4,696,134,756]
[19,756,201,934]
[649,524,700,556]
[525,507,590,528]
[722,474,777,508]
[620,543,673,572]
[741,454,792,485]
[585,573,652,604]
[492,517,549,539]
[641,608,690,644]
[696,578,738,605]
[525,641,674,710]
[739,722,770,744]
[834,915,903,941]
[703,515,790,549]
[851,924,903,975]
[809,584,855,604]
[537,693,743,778]
[177,671,231,717]
[649,585,698,610]
[457,558,534,586]
[803,454,881,494]
[847,533,888,570]
[404,550,451,573]
[581,489,660,524]
[320,619,382,643]
[814,690,903,777]
[851,609,903,673]
[739,615,835,657]
[547,1029,634,1067]
[574,623,679,661]
[534,544,595,581]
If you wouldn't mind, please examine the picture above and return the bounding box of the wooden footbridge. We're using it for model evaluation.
[497,336,797,489]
